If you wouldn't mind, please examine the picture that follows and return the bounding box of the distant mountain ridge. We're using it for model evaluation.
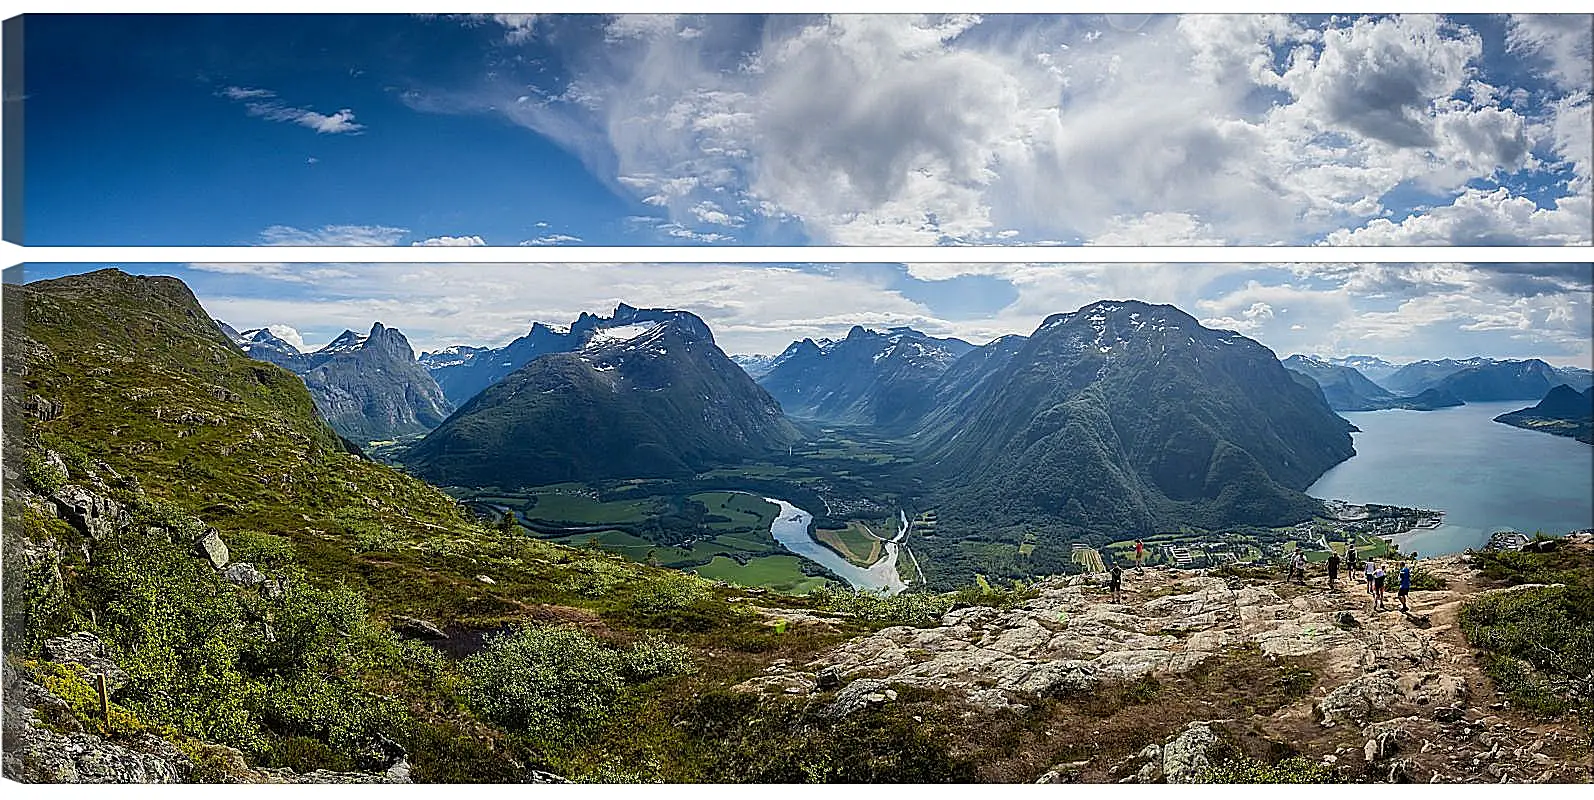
[401,304,799,487]
[1282,355,1463,411]
[757,326,975,429]
[912,301,1355,542]
[223,321,452,442]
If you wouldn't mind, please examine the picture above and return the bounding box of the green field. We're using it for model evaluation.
[523,492,658,524]
[1069,547,1105,573]
[692,492,780,532]
[816,522,882,566]
[691,555,831,594]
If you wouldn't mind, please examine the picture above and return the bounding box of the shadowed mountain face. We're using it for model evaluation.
[401,305,799,487]
[1428,359,1566,402]
[1381,358,1585,400]
[224,322,452,443]
[1494,384,1594,444]
[757,326,975,430]
[917,301,1355,538]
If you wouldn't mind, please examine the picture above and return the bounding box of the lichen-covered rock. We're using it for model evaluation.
[193,527,229,570]
[42,632,128,691]
[823,678,894,718]
[2,664,185,783]
[222,562,266,587]
[1317,670,1402,727]
[48,485,128,541]
[1161,722,1224,783]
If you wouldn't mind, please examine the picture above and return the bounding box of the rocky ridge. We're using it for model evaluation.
[739,553,1590,783]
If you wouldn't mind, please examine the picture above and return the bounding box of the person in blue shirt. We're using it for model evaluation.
[1398,562,1413,612]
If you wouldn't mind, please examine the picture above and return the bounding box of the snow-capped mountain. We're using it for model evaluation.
[402,305,797,487]
[757,325,974,429]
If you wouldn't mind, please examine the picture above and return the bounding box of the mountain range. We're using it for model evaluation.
[399,305,800,487]
[757,326,975,430]
[220,321,452,443]
[1281,355,1463,411]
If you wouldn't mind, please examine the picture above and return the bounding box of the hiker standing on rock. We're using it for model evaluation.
[1364,558,1376,594]
[1398,562,1412,612]
[1291,551,1308,585]
[1109,563,1124,603]
[1327,551,1340,589]
[1372,562,1387,612]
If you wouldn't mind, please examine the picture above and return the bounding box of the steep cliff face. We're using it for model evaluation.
[294,323,453,442]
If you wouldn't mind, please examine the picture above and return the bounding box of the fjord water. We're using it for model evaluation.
[1307,401,1593,555]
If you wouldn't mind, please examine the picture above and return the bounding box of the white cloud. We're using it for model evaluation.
[521,233,583,245]
[220,86,365,135]
[1322,187,1592,245]
[439,13,1590,245]
[411,235,487,247]
[263,324,307,352]
[187,262,1594,369]
[256,224,409,246]
[1507,14,1594,91]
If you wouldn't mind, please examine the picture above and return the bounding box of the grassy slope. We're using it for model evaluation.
[0,271,871,781]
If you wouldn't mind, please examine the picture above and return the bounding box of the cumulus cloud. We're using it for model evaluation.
[1322,187,1592,245]
[263,324,307,351]
[220,86,365,134]
[411,235,487,247]
[442,13,1590,245]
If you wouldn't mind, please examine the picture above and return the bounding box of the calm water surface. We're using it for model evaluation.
[764,498,907,594]
[1307,401,1593,555]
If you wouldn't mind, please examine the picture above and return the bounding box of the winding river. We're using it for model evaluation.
[763,498,908,595]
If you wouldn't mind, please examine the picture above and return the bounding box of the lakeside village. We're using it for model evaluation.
[1080,501,1450,573]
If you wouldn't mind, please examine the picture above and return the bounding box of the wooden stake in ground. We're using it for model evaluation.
[97,673,110,729]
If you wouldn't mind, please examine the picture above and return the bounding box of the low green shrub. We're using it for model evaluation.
[462,624,692,747]
[1196,755,1336,783]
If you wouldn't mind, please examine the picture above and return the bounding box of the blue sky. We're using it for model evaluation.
[18,13,1593,246]
[10,262,1592,369]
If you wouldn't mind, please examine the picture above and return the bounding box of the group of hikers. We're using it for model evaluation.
[1104,539,1415,613]
[1296,549,1413,612]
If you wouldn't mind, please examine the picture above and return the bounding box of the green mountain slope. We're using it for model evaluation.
[401,306,799,488]
[921,301,1354,542]
[0,270,838,782]
[1493,384,1594,444]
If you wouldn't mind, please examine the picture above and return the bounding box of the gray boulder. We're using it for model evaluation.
[193,527,229,569]
[1317,670,1401,727]
[48,485,128,541]
[823,678,894,718]
[222,563,266,587]
[42,632,128,691]
[1162,722,1224,783]
[391,617,447,641]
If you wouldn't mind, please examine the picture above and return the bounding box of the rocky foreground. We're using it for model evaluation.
[743,552,1592,783]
